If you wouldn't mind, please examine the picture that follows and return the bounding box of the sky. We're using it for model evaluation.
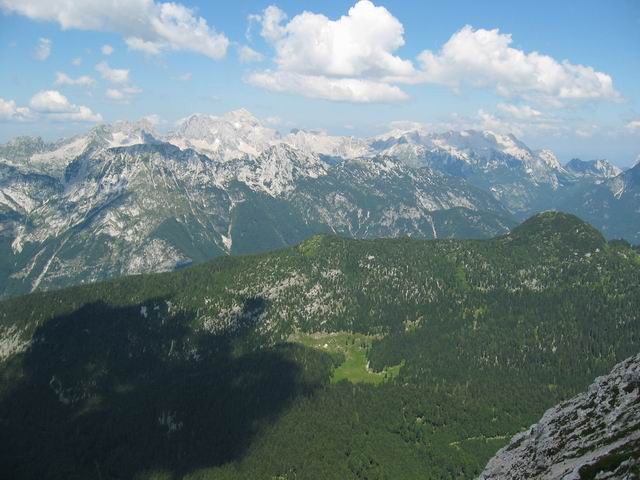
[0,0,639,166]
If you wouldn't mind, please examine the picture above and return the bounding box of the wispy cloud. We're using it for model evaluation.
[55,72,96,87]
[96,61,129,84]
[173,72,192,81]
[626,120,640,132]
[237,45,263,64]
[34,37,51,61]
[105,86,142,103]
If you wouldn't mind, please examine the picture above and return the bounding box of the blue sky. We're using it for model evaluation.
[1,0,639,166]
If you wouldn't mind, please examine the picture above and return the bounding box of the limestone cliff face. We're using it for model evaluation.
[480,354,640,480]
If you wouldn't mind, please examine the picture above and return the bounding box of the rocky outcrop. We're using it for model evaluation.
[480,354,640,480]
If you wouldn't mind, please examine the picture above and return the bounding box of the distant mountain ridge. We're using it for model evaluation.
[0,109,636,297]
[565,158,622,181]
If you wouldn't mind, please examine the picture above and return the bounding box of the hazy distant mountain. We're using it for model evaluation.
[166,109,280,161]
[564,158,622,181]
[553,161,640,241]
[370,128,575,214]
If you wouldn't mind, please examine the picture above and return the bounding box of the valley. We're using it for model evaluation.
[1,212,638,479]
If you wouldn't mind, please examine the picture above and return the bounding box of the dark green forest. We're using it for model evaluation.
[1,212,639,479]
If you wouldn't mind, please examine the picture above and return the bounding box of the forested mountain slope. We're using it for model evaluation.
[1,212,639,479]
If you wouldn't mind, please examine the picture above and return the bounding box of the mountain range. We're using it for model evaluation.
[1,109,638,297]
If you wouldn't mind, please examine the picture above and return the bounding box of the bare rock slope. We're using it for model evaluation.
[480,354,640,479]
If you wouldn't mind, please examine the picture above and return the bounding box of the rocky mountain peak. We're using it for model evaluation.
[168,110,280,160]
[222,108,261,126]
[535,149,562,170]
[283,129,372,159]
[622,161,640,185]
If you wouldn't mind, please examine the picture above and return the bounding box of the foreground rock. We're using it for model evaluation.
[480,354,640,479]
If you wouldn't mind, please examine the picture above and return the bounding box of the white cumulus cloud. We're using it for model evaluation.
[496,103,542,119]
[246,3,619,107]
[387,104,565,138]
[413,25,619,105]
[34,37,51,60]
[267,2,412,78]
[125,37,162,55]
[95,61,141,102]
[1,0,229,59]
[627,120,640,132]
[247,1,413,103]
[29,90,73,112]
[0,97,33,121]
[27,90,102,122]
[105,89,125,101]
[255,5,288,43]
[101,44,114,55]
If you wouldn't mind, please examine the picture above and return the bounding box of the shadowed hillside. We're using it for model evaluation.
[0,297,334,479]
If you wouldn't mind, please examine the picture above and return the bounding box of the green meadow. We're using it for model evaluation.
[290,332,403,384]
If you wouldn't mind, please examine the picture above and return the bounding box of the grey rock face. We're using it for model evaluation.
[565,158,622,181]
[0,127,514,297]
[479,354,640,480]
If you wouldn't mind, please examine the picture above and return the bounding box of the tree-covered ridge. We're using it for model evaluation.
[1,212,639,479]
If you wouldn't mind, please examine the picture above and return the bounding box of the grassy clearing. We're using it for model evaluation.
[290,331,404,385]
